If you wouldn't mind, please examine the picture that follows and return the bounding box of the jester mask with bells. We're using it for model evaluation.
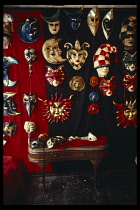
[40,9,60,35]
[45,66,65,87]
[102,9,114,40]
[24,48,38,75]
[3,122,17,137]
[87,6,100,36]
[64,6,84,30]
[23,94,38,117]
[64,40,90,70]
[113,98,137,128]
[18,17,40,43]
[122,72,137,93]
[3,13,14,49]
[122,51,137,72]
[99,76,117,96]
[41,93,74,124]
[42,38,66,64]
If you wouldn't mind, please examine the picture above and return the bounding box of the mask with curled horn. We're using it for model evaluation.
[18,17,40,43]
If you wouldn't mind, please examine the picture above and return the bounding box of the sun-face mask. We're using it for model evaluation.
[122,72,137,92]
[87,6,100,36]
[3,122,17,136]
[102,9,114,40]
[45,65,65,86]
[23,94,38,117]
[122,51,137,72]
[24,48,38,74]
[3,13,14,49]
[64,39,90,70]
[69,76,85,91]
[99,76,117,96]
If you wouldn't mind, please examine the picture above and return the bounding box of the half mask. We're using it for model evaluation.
[122,51,137,71]
[99,76,117,96]
[122,72,137,92]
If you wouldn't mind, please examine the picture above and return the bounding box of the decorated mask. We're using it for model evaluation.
[24,121,37,134]
[45,65,65,86]
[41,9,60,34]
[113,99,137,128]
[87,6,100,36]
[3,122,17,136]
[122,72,137,92]
[90,76,98,87]
[23,94,38,117]
[41,93,74,124]
[69,76,85,91]
[88,92,99,102]
[64,40,90,70]
[42,37,66,64]
[99,76,117,96]
[24,48,38,74]
[122,51,137,71]
[102,9,114,40]
[64,6,83,30]
[88,103,99,114]
[18,17,40,43]
[3,56,19,87]
[3,13,14,49]
[3,92,20,116]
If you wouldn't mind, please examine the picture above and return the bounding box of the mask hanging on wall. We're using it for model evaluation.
[40,9,60,34]
[64,39,90,70]
[3,56,19,87]
[3,92,20,116]
[88,103,100,114]
[122,51,137,72]
[113,98,137,128]
[88,91,99,102]
[122,72,137,92]
[87,6,100,36]
[24,48,38,75]
[69,76,85,91]
[3,122,17,136]
[42,37,66,64]
[24,121,37,134]
[23,94,38,117]
[18,17,40,43]
[45,65,65,86]
[102,9,114,40]
[90,76,98,87]
[99,76,117,96]
[3,13,14,49]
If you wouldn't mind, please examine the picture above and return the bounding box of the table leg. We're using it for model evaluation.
[90,159,101,190]
[38,162,46,192]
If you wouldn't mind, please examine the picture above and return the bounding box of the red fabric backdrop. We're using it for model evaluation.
[3,10,52,172]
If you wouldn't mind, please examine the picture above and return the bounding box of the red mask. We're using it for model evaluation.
[99,76,117,96]
[122,72,137,92]
[45,66,65,86]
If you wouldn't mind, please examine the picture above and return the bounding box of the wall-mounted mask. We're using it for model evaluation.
[18,17,40,43]
[87,6,100,36]
[102,9,114,40]
[24,48,38,75]
[122,51,137,72]
[64,6,84,30]
[88,103,100,114]
[113,99,137,128]
[3,56,19,87]
[99,76,117,96]
[88,92,99,102]
[3,92,20,116]
[24,121,37,134]
[123,72,137,92]
[3,122,17,136]
[3,13,14,49]
[69,76,85,91]
[42,37,66,64]
[23,94,38,117]
[90,76,98,87]
[64,40,90,70]
[41,9,60,34]
[42,93,74,124]
[45,65,65,86]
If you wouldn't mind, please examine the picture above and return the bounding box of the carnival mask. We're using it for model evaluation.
[96,66,110,78]
[41,93,74,124]
[64,40,90,70]
[24,121,37,134]
[87,6,100,36]
[90,76,98,87]
[102,9,114,40]
[99,76,117,96]
[23,94,38,117]
[18,17,40,43]
[113,99,137,128]
[88,92,99,102]
[45,65,65,86]
[69,76,85,91]
[24,48,38,74]
[3,122,17,136]
[122,72,137,92]
[122,51,137,71]
[42,38,66,64]
[3,13,14,49]
[88,103,100,114]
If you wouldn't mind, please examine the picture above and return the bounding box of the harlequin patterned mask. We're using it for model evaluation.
[87,6,100,36]
[122,72,137,92]
[23,94,38,117]
[122,51,137,72]
[102,9,114,40]
[99,76,117,96]
[45,65,65,86]
[69,76,85,91]
[64,40,90,70]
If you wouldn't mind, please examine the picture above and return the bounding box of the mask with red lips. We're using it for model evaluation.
[45,66,65,86]
[99,76,117,96]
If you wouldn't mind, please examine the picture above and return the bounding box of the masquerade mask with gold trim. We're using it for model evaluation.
[122,51,137,72]
[87,6,100,36]
[122,72,137,92]
[99,76,117,96]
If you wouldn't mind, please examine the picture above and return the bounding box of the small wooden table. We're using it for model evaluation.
[28,144,108,191]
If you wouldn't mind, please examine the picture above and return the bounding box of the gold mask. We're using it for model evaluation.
[87,6,100,36]
[69,76,85,91]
